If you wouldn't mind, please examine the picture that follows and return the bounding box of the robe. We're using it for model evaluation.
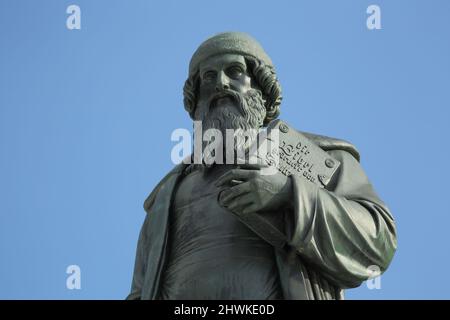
[127,131,397,300]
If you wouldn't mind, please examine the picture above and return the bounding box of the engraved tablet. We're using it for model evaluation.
[232,120,343,249]
[262,119,341,188]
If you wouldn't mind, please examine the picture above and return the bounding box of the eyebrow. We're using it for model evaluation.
[200,60,246,75]
[226,61,246,70]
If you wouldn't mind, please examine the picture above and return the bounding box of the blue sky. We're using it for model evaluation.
[1,0,449,299]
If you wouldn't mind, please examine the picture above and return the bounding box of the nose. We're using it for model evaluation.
[215,70,230,91]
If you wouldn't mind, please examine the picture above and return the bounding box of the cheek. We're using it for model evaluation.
[237,75,253,93]
[198,84,211,100]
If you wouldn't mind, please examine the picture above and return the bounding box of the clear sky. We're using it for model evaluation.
[1,0,449,299]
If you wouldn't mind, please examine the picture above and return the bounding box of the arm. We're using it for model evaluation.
[285,149,397,288]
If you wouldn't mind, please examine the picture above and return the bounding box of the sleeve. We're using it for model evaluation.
[126,213,150,300]
[284,149,397,288]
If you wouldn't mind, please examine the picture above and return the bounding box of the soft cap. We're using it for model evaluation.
[189,32,273,76]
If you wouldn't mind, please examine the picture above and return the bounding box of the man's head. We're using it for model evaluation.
[183,32,282,134]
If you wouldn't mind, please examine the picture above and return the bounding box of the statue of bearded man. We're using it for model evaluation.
[127,32,397,300]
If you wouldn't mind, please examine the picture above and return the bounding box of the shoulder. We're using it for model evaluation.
[300,131,361,162]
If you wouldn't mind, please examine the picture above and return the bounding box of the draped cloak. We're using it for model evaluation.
[127,132,397,300]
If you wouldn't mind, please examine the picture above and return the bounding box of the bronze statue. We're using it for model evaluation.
[127,32,397,300]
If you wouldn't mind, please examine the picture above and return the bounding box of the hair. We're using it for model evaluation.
[183,55,282,126]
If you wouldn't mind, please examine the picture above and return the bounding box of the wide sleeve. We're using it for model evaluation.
[126,213,150,300]
[284,149,397,288]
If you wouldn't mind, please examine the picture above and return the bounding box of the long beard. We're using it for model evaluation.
[201,89,266,154]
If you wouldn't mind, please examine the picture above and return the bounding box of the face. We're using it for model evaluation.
[196,54,256,119]
[194,54,267,157]
[195,53,266,130]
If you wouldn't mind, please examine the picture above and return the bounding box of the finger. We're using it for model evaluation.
[218,182,252,205]
[237,163,269,170]
[215,169,258,187]
[227,193,255,213]
[242,203,260,214]
[230,179,243,186]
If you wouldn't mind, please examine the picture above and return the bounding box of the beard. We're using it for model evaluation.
[199,89,266,156]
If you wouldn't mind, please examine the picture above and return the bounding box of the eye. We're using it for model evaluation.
[226,65,244,79]
[202,71,216,82]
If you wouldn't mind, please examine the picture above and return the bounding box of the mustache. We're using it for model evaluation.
[207,89,242,109]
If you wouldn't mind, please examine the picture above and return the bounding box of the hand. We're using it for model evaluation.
[215,164,293,215]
